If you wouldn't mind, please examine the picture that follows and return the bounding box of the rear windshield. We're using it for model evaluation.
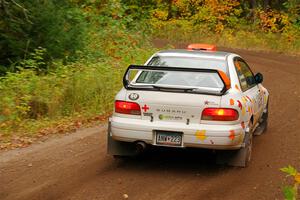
[135,70,224,89]
[148,56,228,74]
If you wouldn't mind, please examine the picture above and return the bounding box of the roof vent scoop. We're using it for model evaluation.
[187,44,217,51]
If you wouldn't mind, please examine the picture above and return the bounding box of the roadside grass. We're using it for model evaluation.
[0,29,157,150]
[150,19,300,55]
[280,166,300,200]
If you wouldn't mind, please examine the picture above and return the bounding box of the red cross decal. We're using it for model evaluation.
[142,104,150,112]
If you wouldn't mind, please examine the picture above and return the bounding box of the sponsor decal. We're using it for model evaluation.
[156,108,186,114]
[158,114,183,121]
[204,100,218,106]
[128,93,139,101]
[143,112,153,117]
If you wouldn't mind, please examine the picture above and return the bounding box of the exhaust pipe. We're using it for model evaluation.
[135,141,147,154]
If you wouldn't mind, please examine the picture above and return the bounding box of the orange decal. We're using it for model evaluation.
[230,98,235,105]
[235,84,240,91]
[248,106,251,113]
[229,130,235,140]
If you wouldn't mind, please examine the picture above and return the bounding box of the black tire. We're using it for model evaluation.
[261,102,269,133]
[237,120,253,167]
[216,121,253,167]
[113,155,128,160]
[254,102,269,136]
[243,125,253,166]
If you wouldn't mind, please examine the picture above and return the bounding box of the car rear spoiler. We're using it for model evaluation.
[123,65,231,95]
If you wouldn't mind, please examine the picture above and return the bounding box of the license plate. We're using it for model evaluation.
[155,131,182,146]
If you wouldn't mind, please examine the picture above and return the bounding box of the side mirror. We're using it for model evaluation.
[254,73,263,84]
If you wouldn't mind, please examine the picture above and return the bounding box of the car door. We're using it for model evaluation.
[233,57,263,126]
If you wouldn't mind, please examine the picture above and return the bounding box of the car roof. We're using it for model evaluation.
[155,49,232,60]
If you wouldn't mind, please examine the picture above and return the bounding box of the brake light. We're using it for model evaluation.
[115,101,141,115]
[201,108,239,121]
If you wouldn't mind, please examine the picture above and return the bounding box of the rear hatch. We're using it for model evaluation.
[123,65,228,123]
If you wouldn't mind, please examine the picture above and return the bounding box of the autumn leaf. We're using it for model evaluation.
[280,165,298,177]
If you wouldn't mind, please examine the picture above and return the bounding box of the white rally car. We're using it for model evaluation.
[107,44,269,167]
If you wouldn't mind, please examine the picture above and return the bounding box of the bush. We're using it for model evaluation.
[0,0,88,72]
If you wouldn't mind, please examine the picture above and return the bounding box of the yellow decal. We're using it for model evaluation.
[248,106,251,113]
[264,95,268,104]
[242,106,246,116]
[242,97,247,104]
[195,130,207,141]
[238,132,244,144]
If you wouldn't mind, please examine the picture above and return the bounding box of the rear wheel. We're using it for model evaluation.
[216,121,253,167]
[254,102,269,136]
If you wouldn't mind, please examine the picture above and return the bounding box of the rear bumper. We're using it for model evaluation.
[109,116,245,150]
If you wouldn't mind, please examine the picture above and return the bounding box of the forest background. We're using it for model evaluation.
[0,0,299,148]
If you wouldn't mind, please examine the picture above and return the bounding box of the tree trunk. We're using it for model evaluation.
[249,0,257,21]
[263,0,270,10]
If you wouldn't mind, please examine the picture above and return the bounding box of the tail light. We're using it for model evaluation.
[201,108,239,121]
[115,101,141,115]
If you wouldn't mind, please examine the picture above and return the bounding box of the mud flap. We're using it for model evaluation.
[107,121,138,156]
[216,132,252,167]
[254,110,268,136]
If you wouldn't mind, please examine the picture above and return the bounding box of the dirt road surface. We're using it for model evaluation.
[1,43,300,200]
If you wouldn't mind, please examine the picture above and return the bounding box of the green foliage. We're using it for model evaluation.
[0,0,88,72]
[281,165,298,176]
[280,165,299,200]
[0,3,156,139]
